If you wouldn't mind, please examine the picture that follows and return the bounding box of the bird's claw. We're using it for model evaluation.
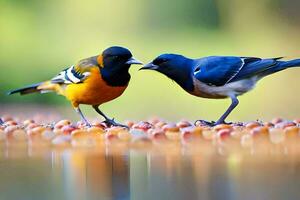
[194,120,233,127]
[103,118,129,129]
[194,120,216,127]
[85,123,92,128]
[80,120,92,128]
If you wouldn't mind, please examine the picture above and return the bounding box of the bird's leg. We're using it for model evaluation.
[214,95,239,125]
[195,95,239,127]
[75,107,92,127]
[92,106,128,128]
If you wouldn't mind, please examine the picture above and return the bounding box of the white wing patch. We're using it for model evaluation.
[193,66,201,76]
[51,68,72,84]
[51,65,91,84]
[225,58,245,84]
[67,67,82,83]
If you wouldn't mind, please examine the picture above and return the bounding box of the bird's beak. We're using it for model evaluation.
[126,57,143,65]
[139,62,159,71]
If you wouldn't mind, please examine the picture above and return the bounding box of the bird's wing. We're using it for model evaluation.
[229,57,282,82]
[50,57,97,84]
[193,56,246,86]
[193,56,281,86]
[50,65,90,84]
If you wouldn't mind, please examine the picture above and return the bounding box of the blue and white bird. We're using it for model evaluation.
[141,54,300,126]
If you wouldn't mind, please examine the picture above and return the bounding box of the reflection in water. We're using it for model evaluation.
[52,150,130,200]
[0,141,300,200]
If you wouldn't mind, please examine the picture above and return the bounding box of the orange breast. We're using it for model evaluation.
[64,67,127,107]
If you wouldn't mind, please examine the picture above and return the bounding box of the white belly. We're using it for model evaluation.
[191,77,258,99]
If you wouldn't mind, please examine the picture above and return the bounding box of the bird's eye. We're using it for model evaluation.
[154,58,168,65]
[108,55,119,60]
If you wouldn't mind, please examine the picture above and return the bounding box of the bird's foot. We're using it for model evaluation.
[232,122,244,126]
[194,120,216,127]
[84,122,92,128]
[80,120,92,128]
[103,118,129,129]
[195,120,233,127]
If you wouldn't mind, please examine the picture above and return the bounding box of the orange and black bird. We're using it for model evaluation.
[8,46,143,127]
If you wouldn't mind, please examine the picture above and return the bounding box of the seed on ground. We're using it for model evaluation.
[0,116,299,151]
[245,122,261,130]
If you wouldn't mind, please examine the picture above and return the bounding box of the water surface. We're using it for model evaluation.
[0,139,299,200]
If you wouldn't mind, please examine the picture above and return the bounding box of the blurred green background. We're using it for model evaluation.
[1,0,300,122]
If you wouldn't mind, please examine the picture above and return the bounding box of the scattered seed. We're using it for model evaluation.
[176,120,192,128]
[217,129,231,140]
[54,120,71,129]
[132,121,153,131]
[0,116,299,151]
[274,121,296,129]
[251,126,269,136]
[162,123,180,132]
[61,125,77,134]
[214,124,232,132]
[245,122,261,129]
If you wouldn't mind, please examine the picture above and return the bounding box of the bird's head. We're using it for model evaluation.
[98,46,143,71]
[140,54,194,91]
[97,46,142,86]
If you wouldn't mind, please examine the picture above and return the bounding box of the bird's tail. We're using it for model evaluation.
[7,82,44,95]
[260,58,300,77]
[278,59,300,69]
[7,81,63,95]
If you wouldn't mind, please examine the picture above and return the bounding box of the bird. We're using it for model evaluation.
[140,54,300,126]
[8,46,143,127]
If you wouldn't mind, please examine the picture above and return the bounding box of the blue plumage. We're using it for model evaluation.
[193,56,287,85]
[141,54,300,125]
[193,56,244,86]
